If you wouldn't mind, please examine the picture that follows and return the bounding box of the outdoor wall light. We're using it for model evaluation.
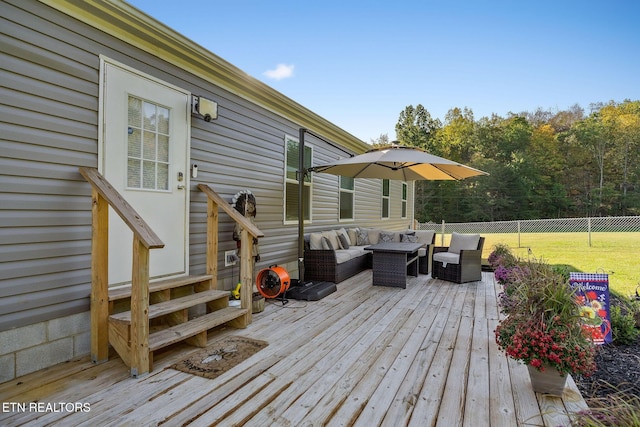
[192,95,218,122]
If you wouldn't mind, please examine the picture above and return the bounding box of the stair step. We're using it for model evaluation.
[108,274,213,302]
[109,289,230,324]
[148,307,249,351]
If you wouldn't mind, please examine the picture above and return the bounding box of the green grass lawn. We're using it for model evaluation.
[438,232,640,298]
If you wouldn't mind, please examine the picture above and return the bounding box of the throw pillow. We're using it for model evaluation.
[406,229,435,244]
[338,233,350,249]
[322,237,334,250]
[401,233,419,243]
[379,231,395,243]
[356,229,370,246]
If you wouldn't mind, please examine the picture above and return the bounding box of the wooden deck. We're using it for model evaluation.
[0,271,588,426]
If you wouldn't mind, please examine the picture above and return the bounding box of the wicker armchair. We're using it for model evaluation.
[432,233,484,283]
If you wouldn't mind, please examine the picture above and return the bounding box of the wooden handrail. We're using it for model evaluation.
[80,167,164,249]
[80,166,162,375]
[198,184,264,239]
[198,184,264,325]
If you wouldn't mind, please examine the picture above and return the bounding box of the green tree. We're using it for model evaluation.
[599,100,640,214]
[566,114,609,215]
[370,133,390,148]
[436,107,477,163]
[395,104,442,152]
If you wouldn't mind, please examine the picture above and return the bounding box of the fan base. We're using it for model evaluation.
[287,280,337,301]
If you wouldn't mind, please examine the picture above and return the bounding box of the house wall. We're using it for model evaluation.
[0,0,414,381]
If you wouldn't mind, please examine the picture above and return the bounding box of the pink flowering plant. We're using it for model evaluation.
[492,246,596,377]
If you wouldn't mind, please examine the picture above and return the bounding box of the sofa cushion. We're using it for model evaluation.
[335,247,369,264]
[433,251,460,265]
[309,232,324,250]
[367,228,382,244]
[347,228,359,246]
[449,232,480,254]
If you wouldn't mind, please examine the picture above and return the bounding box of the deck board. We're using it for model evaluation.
[0,271,588,426]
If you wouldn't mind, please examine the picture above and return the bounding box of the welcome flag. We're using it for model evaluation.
[569,272,612,345]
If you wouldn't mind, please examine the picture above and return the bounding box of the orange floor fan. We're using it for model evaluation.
[256,265,291,305]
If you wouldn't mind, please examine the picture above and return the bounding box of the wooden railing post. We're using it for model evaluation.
[130,236,150,377]
[90,189,109,364]
[197,183,264,327]
[206,197,219,290]
[80,167,163,377]
[240,228,253,324]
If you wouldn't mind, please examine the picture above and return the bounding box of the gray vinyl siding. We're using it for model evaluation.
[1,0,98,331]
[0,0,413,333]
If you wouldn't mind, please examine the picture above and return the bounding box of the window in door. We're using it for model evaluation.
[127,96,170,191]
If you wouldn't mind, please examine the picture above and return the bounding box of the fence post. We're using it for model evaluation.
[588,217,592,247]
[517,220,521,248]
[441,220,445,246]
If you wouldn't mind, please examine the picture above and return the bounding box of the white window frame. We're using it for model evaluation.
[381,179,390,219]
[339,176,355,221]
[401,182,408,219]
[283,134,313,224]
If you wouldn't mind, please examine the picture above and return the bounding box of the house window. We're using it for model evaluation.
[381,179,390,219]
[401,182,408,218]
[339,176,354,220]
[284,135,312,223]
[127,96,170,191]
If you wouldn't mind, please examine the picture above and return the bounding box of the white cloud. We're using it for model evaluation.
[263,63,295,80]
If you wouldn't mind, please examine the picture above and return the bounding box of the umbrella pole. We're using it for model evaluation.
[298,127,306,283]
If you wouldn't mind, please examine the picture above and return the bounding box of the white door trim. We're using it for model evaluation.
[98,56,191,285]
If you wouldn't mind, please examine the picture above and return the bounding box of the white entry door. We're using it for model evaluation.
[101,60,190,286]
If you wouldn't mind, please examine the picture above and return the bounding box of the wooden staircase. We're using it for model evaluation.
[80,168,263,377]
[107,274,249,372]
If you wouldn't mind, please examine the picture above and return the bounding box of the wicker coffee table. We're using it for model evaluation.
[364,242,423,288]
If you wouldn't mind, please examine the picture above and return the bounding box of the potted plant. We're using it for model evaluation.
[492,247,596,396]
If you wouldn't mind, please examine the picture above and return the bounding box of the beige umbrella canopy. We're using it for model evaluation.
[310,145,488,181]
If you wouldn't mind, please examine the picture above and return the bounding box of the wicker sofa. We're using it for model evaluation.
[304,228,435,284]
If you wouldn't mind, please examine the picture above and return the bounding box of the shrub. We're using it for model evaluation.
[573,391,640,426]
[610,305,640,345]
[488,243,517,268]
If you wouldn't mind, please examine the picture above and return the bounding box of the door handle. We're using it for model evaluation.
[177,171,185,189]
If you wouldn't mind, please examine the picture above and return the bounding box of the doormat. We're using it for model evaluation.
[170,336,268,380]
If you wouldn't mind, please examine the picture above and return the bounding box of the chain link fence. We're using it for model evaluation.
[418,216,640,247]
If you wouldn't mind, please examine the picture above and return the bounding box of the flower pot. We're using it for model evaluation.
[527,364,567,396]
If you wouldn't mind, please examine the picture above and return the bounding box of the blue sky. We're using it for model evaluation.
[127,0,640,143]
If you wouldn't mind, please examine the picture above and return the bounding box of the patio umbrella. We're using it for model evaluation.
[309,145,488,181]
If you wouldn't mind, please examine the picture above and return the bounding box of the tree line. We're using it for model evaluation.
[373,100,640,222]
